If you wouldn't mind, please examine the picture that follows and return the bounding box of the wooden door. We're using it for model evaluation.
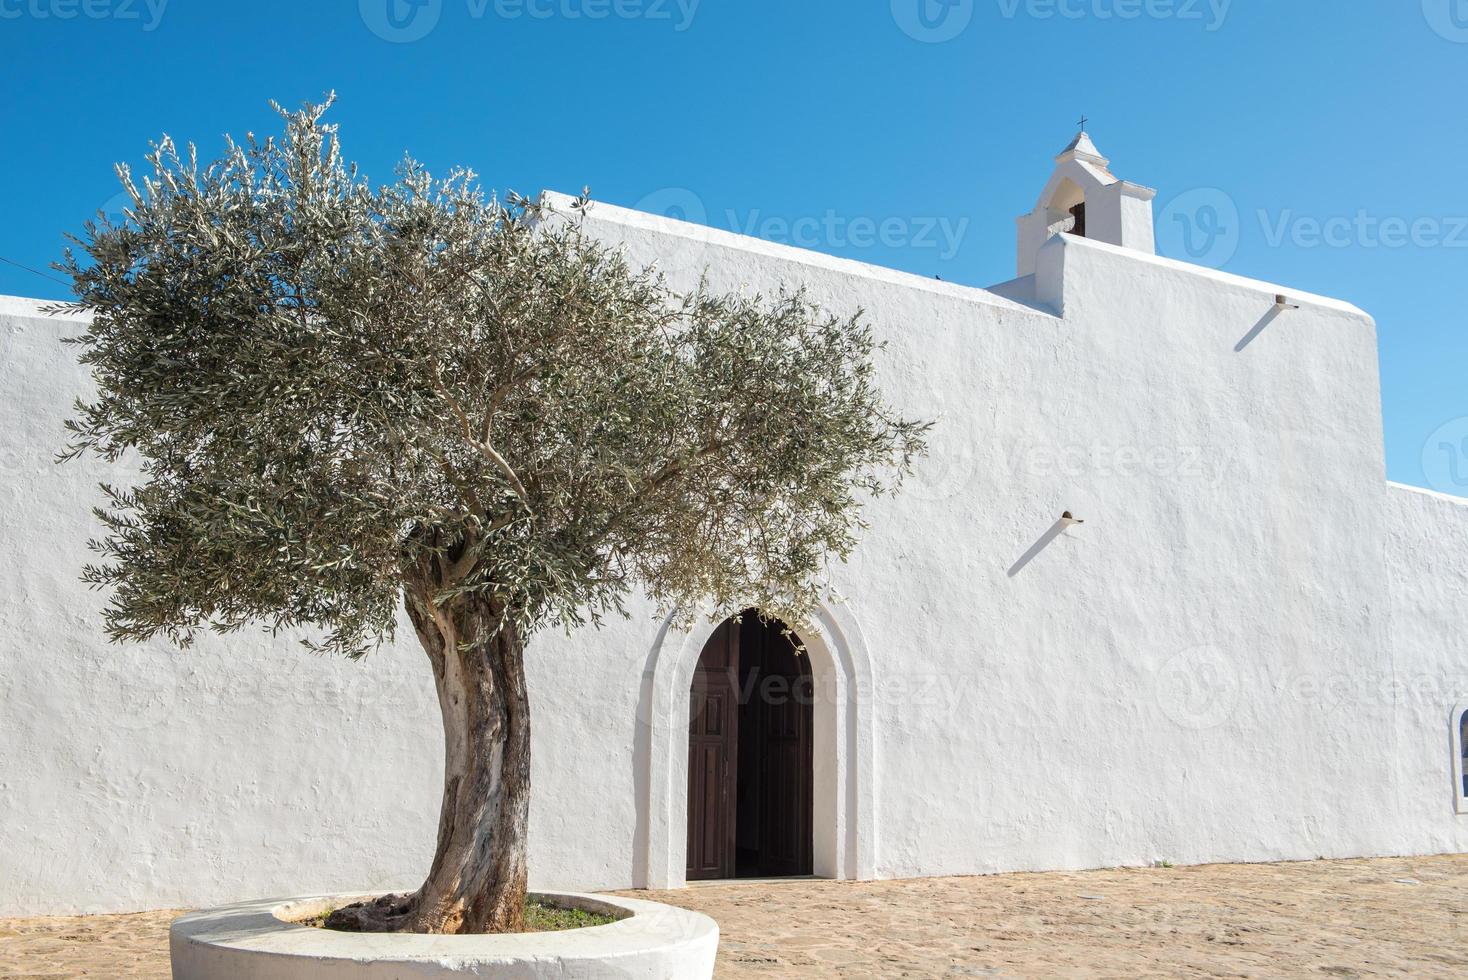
[686,620,739,881]
[751,623,814,878]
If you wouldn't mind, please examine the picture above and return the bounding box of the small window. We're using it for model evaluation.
[1454,705,1468,814]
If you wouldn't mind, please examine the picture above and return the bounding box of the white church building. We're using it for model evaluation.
[3,132,1468,915]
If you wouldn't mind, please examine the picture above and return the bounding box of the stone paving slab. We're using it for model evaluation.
[4,854,1468,978]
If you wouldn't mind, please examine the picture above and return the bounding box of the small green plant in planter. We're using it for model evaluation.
[296,900,616,933]
[59,95,927,935]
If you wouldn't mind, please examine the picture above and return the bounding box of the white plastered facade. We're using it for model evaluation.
[2,135,1466,915]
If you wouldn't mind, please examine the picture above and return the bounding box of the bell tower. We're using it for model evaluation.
[1015,127,1157,277]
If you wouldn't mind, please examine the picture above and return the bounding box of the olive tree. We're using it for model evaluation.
[59,99,927,934]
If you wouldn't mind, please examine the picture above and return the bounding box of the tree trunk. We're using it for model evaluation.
[408,590,531,934]
[326,589,531,935]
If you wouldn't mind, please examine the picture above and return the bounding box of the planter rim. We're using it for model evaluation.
[170,890,718,965]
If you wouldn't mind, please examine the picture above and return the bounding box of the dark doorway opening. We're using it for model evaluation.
[1068,201,1087,238]
[686,610,813,882]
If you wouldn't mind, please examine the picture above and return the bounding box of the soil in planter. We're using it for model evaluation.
[294,899,616,934]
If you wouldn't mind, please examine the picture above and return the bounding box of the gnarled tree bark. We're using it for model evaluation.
[326,585,531,935]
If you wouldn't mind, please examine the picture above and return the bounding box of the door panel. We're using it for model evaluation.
[735,614,813,879]
[686,621,739,881]
[756,644,813,878]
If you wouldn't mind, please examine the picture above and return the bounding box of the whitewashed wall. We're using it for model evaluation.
[0,294,437,915]
[2,193,1465,915]
[1383,483,1468,842]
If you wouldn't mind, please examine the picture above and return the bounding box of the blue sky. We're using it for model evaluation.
[1,1,1464,494]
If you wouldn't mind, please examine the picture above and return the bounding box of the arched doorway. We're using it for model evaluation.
[637,599,874,889]
[686,610,813,881]
[1048,176,1087,238]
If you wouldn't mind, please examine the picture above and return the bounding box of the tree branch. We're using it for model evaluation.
[429,358,530,507]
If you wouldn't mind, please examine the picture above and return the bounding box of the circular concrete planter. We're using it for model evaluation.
[170,891,718,979]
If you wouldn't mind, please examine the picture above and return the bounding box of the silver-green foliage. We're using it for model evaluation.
[59,99,928,659]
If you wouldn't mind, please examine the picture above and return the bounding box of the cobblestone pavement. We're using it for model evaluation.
[4,855,1468,978]
[617,854,1468,978]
